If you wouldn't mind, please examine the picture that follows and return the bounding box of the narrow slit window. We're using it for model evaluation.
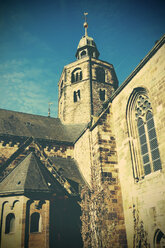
[99,89,105,101]
[76,73,79,81]
[80,71,82,80]
[73,90,80,102]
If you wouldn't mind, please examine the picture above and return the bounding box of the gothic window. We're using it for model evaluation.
[127,88,162,180]
[96,67,105,82]
[30,212,41,233]
[71,68,83,83]
[99,89,105,101]
[74,90,80,102]
[135,95,161,175]
[5,213,15,234]
[154,229,165,248]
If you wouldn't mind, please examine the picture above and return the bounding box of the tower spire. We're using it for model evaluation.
[84,12,88,37]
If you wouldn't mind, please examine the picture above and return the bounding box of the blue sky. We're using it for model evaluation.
[0,0,164,117]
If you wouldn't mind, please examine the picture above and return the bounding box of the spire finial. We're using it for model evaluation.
[48,102,53,117]
[84,12,88,36]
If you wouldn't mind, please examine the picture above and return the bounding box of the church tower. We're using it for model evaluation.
[58,13,118,124]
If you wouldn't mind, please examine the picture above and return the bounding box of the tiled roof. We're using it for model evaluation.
[0,152,63,195]
[49,156,86,185]
[0,109,88,144]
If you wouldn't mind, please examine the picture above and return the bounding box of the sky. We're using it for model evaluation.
[0,0,164,117]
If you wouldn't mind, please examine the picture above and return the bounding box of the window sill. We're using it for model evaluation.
[30,232,42,234]
[135,169,163,184]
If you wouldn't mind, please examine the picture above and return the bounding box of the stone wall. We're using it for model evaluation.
[58,57,118,124]
[0,138,74,180]
[28,200,49,248]
[0,196,25,248]
[112,42,165,247]
[58,58,92,124]
[74,129,91,186]
[0,141,18,163]
[0,196,50,248]
[80,107,127,248]
[91,59,118,116]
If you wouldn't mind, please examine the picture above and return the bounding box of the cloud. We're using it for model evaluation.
[0,58,58,117]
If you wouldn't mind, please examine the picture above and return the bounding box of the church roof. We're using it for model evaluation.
[49,156,85,185]
[0,109,88,144]
[75,34,100,59]
[77,35,96,49]
[0,152,62,195]
[75,16,100,59]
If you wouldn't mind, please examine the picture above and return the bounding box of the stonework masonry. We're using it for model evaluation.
[58,56,118,124]
[80,107,127,248]
[112,41,165,247]
[0,22,164,248]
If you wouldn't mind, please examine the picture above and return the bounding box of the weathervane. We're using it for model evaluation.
[48,102,53,117]
[84,12,88,37]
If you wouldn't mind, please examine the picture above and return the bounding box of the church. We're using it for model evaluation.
[0,17,165,248]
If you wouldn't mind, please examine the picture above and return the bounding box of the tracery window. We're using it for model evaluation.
[5,213,15,234]
[126,88,162,180]
[154,229,165,248]
[135,95,161,175]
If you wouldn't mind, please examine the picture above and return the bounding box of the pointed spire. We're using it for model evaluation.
[76,13,100,59]
[48,102,53,117]
[84,12,88,37]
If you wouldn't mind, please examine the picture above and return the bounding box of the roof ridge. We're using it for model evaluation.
[0,108,59,119]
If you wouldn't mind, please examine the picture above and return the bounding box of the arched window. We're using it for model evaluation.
[73,90,80,102]
[96,67,105,82]
[126,88,162,180]
[154,229,165,248]
[81,50,86,58]
[30,212,41,233]
[71,68,83,83]
[5,213,15,234]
